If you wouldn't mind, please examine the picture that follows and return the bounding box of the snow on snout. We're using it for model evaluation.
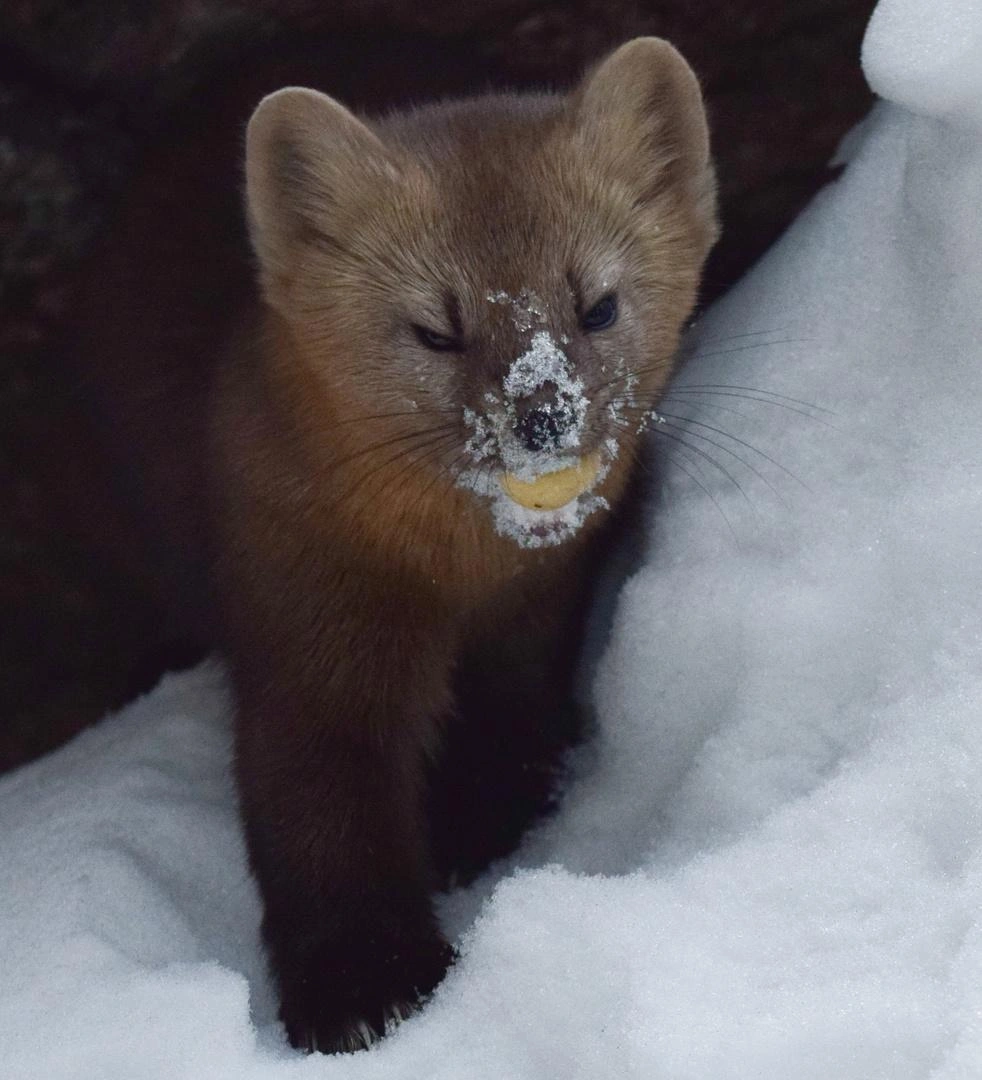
[498,331,589,476]
[458,297,612,548]
[464,295,590,482]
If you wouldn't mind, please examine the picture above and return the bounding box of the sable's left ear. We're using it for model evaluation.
[573,37,718,243]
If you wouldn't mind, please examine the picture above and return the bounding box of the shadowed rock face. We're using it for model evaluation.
[0,0,875,770]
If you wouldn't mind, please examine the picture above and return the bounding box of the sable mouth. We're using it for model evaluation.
[456,319,630,547]
[499,451,602,510]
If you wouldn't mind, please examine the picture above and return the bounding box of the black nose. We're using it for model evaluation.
[515,403,573,453]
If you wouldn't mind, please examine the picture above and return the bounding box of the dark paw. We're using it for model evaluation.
[428,724,579,887]
[276,916,456,1054]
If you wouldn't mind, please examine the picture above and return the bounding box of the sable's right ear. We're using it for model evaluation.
[245,87,398,300]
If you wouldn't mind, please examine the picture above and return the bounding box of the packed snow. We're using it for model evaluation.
[5,0,982,1075]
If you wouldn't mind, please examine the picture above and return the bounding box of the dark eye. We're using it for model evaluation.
[581,293,618,332]
[413,324,461,352]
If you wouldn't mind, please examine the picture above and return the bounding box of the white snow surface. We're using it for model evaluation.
[863,0,982,128]
[6,2,982,1075]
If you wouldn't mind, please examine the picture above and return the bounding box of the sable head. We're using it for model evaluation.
[245,38,717,550]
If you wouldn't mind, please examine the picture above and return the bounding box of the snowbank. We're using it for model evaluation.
[5,1,982,1075]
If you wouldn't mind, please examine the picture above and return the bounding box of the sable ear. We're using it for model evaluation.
[245,87,398,300]
[574,37,717,239]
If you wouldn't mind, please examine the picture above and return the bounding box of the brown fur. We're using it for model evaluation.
[74,37,716,1053]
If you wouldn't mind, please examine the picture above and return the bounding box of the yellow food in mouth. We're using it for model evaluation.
[500,451,601,510]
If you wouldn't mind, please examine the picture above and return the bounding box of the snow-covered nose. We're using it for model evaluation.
[501,330,588,456]
[514,396,578,453]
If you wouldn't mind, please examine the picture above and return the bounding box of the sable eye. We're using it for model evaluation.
[581,293,618,332]
[413,324,461,352]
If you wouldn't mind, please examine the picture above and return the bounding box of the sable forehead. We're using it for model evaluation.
[437,183,623,330]
[382,92,563,169]
[388,98,587,237]
[437,150,574,253]
[377,99,632,317]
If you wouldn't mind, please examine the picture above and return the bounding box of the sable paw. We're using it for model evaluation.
[276,922,456,1054]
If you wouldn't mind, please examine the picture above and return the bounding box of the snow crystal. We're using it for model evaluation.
[492,330,589,475]
[488,488,609,550]
[6,1,982,1076]
[456,458,612,551]
[459,328,609,549]
[486,288,547,334]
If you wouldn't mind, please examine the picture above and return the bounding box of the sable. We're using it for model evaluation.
[73,36,716,1053]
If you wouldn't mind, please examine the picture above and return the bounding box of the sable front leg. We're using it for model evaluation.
[237,708,454,1053]
[428,556,594,885]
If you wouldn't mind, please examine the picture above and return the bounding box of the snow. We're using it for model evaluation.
[5,0,982,1075]
[460,319,613,549]
[863,0,982,128]
[500,331,587,455]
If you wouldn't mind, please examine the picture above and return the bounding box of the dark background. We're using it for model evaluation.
[0,0,876,771]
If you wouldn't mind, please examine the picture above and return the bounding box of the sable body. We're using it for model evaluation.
[214,304,616,1047]
[74,38,716,1053]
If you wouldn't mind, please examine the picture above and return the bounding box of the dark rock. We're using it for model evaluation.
[0,0,875,769]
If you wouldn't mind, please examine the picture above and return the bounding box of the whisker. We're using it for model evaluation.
[658,448,739,544]
[332,406,459,429]
[682,326,793,348]
[586,354,831,421]
[584,358,674,401]
[333,422,459,471]
[655,417,790,508]
[659,395,756,422]
[355,432,461,506]
[662,389,838,429]
[410,443,474,509]
[657,412,811,495]
[335,430,460,509]
[670,383,836,416]
[649,425,759,518]
[679,337,805,363]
